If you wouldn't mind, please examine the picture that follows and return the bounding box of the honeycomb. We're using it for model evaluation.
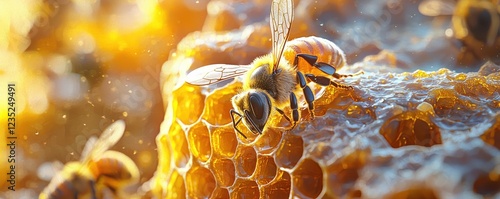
[154,31,500,199]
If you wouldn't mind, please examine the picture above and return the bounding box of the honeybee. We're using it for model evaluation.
[186,0,361,138]
[39,120,140,199]
[419,0,500,64]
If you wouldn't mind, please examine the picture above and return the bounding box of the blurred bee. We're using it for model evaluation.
[186,0,362,138]
[419,0,500,64]
[39,120,140,199]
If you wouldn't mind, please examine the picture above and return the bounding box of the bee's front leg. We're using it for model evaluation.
[275,94,300,131]
[288,92,299,130]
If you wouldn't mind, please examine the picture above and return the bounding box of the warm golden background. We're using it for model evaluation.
[0,0,499,198]
[0,0,206,198]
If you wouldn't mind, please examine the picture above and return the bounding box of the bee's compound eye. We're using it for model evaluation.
[249,94,265,120]
[466,7,492,43]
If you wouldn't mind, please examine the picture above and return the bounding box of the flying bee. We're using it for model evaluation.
[186,0,362,138]
[419,0,500,64]
[39,120,140,199]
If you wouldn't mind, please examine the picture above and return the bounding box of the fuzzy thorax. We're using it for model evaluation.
[242,54,297,108]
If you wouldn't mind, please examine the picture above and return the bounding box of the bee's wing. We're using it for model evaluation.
[37,161,64,182]
[185,64,251,86]
[80,120,126,162]
[419,0,456,16]
[80,136,97,161]
[270,0,294,73]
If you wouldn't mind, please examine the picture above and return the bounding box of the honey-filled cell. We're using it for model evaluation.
[186,165,217,198]
[172,83,205,125]
[210,187,230,199]
[188,121,212,162]
[291,158,324,198]
[274,133,304,169]
[211,125,238,158]
[480,114,500,150]
[202,82,242,125]
[211,158,236,187]
[261,171,292,198]
[234,146,257,177]
[254,127,282,155]
[325,150,370,197]
[472,171,500,197]
[230,179,260,199]
[454,76,495,97]
[380,110,442,148]
[165,170,186,199]
[168,121,191,168]
[428,88,458,111]
[385,186,440,199]
[254,155,278,185]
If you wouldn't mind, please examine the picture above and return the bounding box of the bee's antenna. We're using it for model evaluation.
[230,110,247,139]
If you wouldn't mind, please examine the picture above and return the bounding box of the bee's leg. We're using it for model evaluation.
[305,74,353,89]
[89,180,97,199]
[294,54,337,75]
[333,71,364,79]
[296,71,315,119]
[289,92,299,129]
[294,54,364,78]
[275,108,292,124]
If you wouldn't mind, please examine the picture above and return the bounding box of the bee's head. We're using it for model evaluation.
[231,90,272,138]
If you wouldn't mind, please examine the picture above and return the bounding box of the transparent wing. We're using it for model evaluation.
[37,161,64,182]
[418,0,456,16]
[80,136,97,161]
[80,120,126,162]
[270,0,294,72]
[185,64,251,86]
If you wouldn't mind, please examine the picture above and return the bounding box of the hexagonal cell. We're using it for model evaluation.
[473,171,500,197]
[172,83,205,125]
[380,110,442,148]
[230,179,260,198]
[168,120,191,168]
[325,150,370,197]
[385,186,439,199]
[428,88,457,110]
[291,158,323,198]
[234,146,257,177]
[210,187,230,199]
[188,121,211,162]
[166,170,186,199]
[454,76,495,97]
[202,81,241,125]
[254,155,278,185]
[211,158,236,187]
[275,133,303,169]
[254,127,282,155]
[261,171,291,198]
[211,125,238,158]
[186,165,216,198]
[347,189,363,198]
[480,114,500,150]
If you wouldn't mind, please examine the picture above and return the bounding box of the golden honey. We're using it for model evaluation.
[155,25,500,197]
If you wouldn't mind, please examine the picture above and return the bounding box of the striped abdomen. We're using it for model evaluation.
[89,151,139,191]
[283,36,346,76]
